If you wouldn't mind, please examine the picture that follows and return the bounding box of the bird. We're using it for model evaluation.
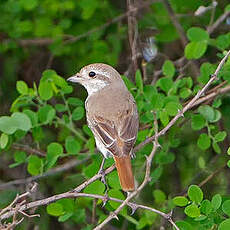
[67,63,139,191]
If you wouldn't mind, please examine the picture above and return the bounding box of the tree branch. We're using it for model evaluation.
[94,115,179,230]
[0,157,89,190]
[135,50,230,152]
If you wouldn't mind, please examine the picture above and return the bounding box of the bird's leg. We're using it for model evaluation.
[98,157,108,190]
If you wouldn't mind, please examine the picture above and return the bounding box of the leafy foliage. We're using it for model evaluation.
[0,0,230,229]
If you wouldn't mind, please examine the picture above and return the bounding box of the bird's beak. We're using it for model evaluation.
[67,73,82,83]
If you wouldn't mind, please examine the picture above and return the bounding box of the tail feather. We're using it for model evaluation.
[113,155,134,191]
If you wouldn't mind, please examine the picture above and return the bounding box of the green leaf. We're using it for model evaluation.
[211,110,222,123]
[187,27,209,42]
[16,81,28,95]
[185,41,207,59]
[156,77,173,93]
[11,112,32,132]
[198,62,215,84]
[188,185,203,203]
[162,60,175,78]
[14,151,27,163]
[200,199,212,215]
[84,181,105,195]
[55,104,67,112]
[179,88,191,99]
[135,70,143,92]
[211,194,222,211]
[198,105,215,122]
[72,107,85,121]
[38,81,53,100]
[214,131,227,142]
[47,203,64,216]
[65,136,81,155]
[47,142,63,155]
[222,200,230,216]
[160,110,169,126]
[0,190,17,209]
[216,34,230,50]
[219,219,230,230]
[155,151,175,165]
[0,133,8,149]
[173,196,189,207]
[108,171,121,190]
[45,142,63,169]
[38,105,56,124]
[227,160,230,168]
[150,93,164,110]
[27,155,43,175]
[213,98,222,108]
[175,221,193,230]
[122,75,136,91]
[150,166,163,185]
[184,204,200,218]
[153,189,166,203]
[197,133,211,150]
[58,213,73,222]
[23,109,38,126]
[108,189,126,215]
[67,97,84,106]
[191,114,206,130]
[165,101,182,116]
[212,141,221,154]
[0,116,16,134]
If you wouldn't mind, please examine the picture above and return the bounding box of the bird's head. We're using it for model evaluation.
[67,63,122,95]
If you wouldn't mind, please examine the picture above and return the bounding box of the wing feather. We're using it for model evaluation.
[88,104,138,157]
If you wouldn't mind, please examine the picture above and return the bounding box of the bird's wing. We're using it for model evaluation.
[89,105,138,157]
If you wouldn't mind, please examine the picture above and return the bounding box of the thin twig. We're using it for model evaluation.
[0,157,89,190]
[135,50,230,152]
[162,0,199,76]
[207,10,230,34]
[12,143,46,157]
[162,0,187,47]
[0,192,171,223]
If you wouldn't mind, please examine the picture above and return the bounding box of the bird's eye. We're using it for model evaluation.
[88,71,96,77]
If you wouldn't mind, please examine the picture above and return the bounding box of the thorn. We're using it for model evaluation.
[210,73,217,80]
[177,109,184,117]
[156,142,162,148]
[165,210,173,220]
[102,193,109,207]
[128,203,138,215]
[111,212,119,220]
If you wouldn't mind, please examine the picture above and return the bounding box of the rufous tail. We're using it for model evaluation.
[113,155,135,191]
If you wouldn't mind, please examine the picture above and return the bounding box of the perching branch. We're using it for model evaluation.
[94,115,179,230]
